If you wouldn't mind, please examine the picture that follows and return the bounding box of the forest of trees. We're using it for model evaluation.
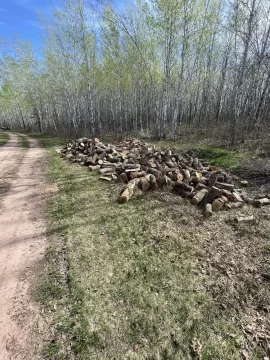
[0,0,270,143]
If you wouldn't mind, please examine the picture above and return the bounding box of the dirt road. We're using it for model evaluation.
[0,133,47,359]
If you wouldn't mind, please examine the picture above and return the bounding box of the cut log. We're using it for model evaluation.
[208,172,218,187]
[123,163,141,170]
[101,162,116,167]
[173,182,194,193]
[147,168,162,178]
[191,189,208,205]
[125,168,142,174]
[191,172,203,184]
[215,182,234,190]
[221,189,234,200]
[241,194,254,205]
[232,191,243,203]
[107,156,121,163]
[99,168,116,175]
[221,195,229,203]
[233,215,256,223]
[92,153,98,163]
[204,203,213,217]
[66,153,73,160]
[182,169,191,181]
[146,161,156,168]
[225,202,244,210]
[157,175,169,188]
[176,172,184,182]
[192,157,199,169]
[130,171,146,180]
[89,165,100,172]
[119,180,137,203]
[240,180,248,187]
[212,198,226,211]
[253,198,270,207]
[145,174,157,189]
[140,177,150,192]
[196,182,208,190]
[207,186,223,203]
[119,173,129,183]
[100,176,112,181]
[165,160,175,168]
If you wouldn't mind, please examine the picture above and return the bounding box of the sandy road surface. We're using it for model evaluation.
[0,133,47,359]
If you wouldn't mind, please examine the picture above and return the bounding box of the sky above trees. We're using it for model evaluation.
[0,0,57,52]
[0,0,127,53]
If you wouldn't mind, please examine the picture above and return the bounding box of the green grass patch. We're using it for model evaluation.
[196,147,243,169]
[150,139,243,169]
[35,136,250,359]
[0,131,9,146]
[18,134,29,148]
[30,133,67,148]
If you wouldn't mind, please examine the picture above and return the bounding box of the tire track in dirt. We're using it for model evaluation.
[0,133,22,178]
[0,134,47,359]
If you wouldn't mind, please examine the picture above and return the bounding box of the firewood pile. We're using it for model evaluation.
[60,137,270,215]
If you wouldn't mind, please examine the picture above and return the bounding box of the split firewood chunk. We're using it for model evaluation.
[89,165,100,172]
[212,197,226,211]
[192,189,208,205]
[119,173,129,183]
[207,186,223,203]
[204,203,213,217]
[232,191,243,203]
[234,215,255,223]
[119,180,137,203]
[100,176,112,181]
[225,202,244,210]
[147,168,162,178]
[253,198,270,207]
[215,182,234,190]
[130,171,146,180]
[140,177,151,192]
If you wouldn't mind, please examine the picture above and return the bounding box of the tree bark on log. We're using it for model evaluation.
[89,165,100,171]
[192,189,208,205]
[212,197,226,211]
[204,203,213,217]
[119,180,137,203]
[140,177,150,192]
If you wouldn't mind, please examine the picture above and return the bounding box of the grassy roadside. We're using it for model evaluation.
[0,131,9,146]
[32,134,257,360]
[18,134,29,148]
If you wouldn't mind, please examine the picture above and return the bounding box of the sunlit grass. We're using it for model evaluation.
[35,137,247,359]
